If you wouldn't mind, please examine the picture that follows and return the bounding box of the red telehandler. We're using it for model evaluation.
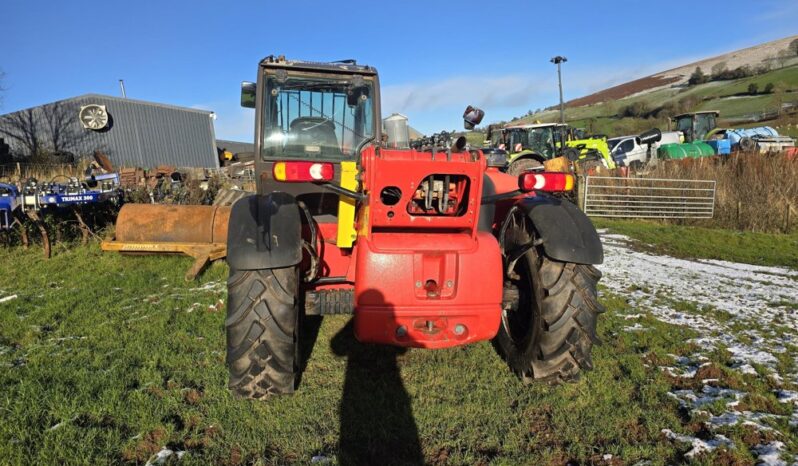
[225,56,604,397]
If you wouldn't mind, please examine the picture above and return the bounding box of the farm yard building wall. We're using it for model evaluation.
[0,94,219,168]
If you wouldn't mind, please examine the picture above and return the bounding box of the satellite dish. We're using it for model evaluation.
[78,104,110,130]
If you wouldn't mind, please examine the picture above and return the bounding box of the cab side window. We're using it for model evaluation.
[620,139,635,153]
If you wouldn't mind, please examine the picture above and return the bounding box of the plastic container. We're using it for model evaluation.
[705,139,731,155]
[658,142,715,159]
[658,143,686,159]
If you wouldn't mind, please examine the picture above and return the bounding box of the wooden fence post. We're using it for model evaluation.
[736,201,742,228]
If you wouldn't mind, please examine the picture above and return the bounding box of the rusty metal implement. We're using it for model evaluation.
[101,204,231,280]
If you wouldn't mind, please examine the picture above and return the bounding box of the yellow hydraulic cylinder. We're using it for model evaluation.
[336,161,358,248]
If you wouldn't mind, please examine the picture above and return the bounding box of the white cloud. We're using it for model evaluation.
[382,74,552,114]
[200,52,709,138]
[381,55,701,122]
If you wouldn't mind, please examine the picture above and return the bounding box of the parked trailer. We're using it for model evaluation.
[718,127,795,153]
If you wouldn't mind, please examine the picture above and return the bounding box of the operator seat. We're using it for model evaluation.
[285,117,343,219]
[287,117,341,157]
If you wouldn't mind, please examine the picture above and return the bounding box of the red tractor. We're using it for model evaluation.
[227,56,604,398]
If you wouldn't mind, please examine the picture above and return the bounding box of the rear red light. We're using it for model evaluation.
[519,172,574,192]
[273,161,334,182]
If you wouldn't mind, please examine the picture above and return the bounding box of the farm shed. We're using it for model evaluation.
[0,94,219,168]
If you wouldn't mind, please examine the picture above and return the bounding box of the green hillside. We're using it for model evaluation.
[511,64,798,139]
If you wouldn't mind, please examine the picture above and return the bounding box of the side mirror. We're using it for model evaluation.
[240,81,256,108]
[463,105,484,130]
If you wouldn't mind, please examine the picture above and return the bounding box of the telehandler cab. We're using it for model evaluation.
[226,55,604,398]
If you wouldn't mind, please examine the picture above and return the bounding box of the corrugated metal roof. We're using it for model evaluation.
[0,94,219,168]
[216,139,254,155]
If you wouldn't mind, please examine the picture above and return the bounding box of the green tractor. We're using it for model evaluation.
[487,123,614,176]
[672,111,719,143]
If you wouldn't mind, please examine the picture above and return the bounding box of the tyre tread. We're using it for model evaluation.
[225,267,298,398]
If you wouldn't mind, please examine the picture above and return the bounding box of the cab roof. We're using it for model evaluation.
[260,55,378,75]
[504,123,566,130]
[672,111,719,120]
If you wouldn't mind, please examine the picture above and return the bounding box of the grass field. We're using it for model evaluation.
[593,219,798,269]
[0,232,796,465]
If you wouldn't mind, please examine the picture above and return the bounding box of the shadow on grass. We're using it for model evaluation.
[330,290,423,465]
[296,314,323,389]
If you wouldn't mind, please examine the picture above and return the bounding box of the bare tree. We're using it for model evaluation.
[0,109,43,160]
[0,100,88,163]
[42,100,87,157]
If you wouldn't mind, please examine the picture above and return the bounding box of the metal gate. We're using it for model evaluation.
[582,176,716,219]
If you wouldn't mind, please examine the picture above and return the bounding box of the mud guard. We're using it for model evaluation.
[227,192,303,271]
[516,195,603,265]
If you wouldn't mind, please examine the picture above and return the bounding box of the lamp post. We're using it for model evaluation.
[550,56,567,124]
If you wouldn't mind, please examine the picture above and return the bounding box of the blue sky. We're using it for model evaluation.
[2,0,797,141]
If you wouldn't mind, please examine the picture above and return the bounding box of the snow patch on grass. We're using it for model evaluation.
[599,233,798,380]
[145,447,186,466]
[668,385,745,410]
[662,429,734,458]
[601,232,798,461]
[189,281,225,294]
[752,441,789,466]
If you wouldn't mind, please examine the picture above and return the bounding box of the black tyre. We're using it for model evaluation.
[507,158,543,176]
[494,216,604,383]
[226,266,300,398]
[739,137,756,152]
[563,147,580,162]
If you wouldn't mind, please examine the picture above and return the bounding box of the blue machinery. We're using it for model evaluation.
[0,172,121,257]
